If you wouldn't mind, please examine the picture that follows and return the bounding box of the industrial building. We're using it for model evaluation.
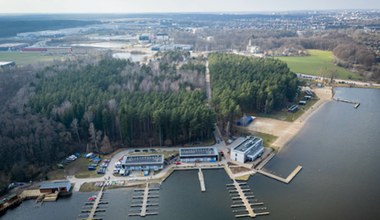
[179,147,219,163]
[230,136,264,163]
[121,154,164,171]
[39,181,72,194]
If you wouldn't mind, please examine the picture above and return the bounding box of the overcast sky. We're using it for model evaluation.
[1,0,379,14]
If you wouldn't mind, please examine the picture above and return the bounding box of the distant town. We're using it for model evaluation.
[0,9,380,220]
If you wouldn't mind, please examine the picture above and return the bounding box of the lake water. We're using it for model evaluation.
[3,88,380,220]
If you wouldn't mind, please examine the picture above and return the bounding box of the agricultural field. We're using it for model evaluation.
[0,51,64,66]
[277,50,362,80]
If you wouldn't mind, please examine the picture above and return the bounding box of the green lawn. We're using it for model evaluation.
[0,51,64,66]
[277,50,362,80]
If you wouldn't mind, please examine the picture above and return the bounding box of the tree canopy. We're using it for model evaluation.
[209,53,298,124]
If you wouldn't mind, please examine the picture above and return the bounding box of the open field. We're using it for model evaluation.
[0,51,64,66]
[277,50,362,80]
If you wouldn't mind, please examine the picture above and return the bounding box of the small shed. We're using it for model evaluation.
[39,181,71,194]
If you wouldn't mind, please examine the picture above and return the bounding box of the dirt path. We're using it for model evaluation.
[246,87,333,151]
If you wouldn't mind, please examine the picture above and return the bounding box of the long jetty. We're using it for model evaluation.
[198,168,206,192]
[257,166,303,184]
[334,97,360,108]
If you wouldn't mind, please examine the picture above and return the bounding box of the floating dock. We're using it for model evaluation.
[78,186,108,220]
[128,183,160,217]
[87,186,105,219]
[227,181,270,218]
[198,168,206,192]
[257,166,303,184]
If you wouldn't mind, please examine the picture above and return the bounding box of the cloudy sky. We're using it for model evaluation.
[0,0,379,13]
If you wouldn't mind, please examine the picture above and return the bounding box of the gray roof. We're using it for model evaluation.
[233,136,262,153]
[40,181,71,190]
[180,147,218,157]
[123,154,164,166]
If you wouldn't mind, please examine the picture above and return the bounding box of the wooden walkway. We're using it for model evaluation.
[232,180,256,218]
[198,168,206,192]
[257,166,302,184]
[128,183,160,217]
[256,152,275,170]
[86,186,105,220]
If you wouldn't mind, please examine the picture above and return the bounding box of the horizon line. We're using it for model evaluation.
[1,8,380,16]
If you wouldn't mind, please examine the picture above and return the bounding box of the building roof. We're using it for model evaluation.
[233,136,262,153]
[40,181,71,190]
[179,147,218,157]
[123,154,164,166]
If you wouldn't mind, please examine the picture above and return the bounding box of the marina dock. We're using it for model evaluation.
[232,181,255,218]
[87,186,105,219]
[128,183,160,217]
[257,166,303,184]
[78,186,108,220]
[198,168,206,192]
[226,181,270,218]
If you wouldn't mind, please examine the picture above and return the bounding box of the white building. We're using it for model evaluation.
[230,136,264,163]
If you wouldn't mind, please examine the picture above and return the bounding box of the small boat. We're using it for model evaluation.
[88,195,97,201]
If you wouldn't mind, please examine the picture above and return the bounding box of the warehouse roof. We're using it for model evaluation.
[40,181,71,190]
[123,154,164,165]
[179,147,218,157]
[233,136,262,153]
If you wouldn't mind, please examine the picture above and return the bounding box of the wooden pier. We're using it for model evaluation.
[232,181,256,218]
[334,97,360,108]
[257,166,302,184]
[256,152,275,170]
[128,183,160,217]
[87,186,105,219]
[198,168,206,192]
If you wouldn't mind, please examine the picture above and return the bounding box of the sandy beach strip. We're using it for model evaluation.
[246,87,333,151]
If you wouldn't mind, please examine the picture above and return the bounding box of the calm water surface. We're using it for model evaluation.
[4,88,380,220]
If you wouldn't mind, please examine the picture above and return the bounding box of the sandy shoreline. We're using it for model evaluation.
[247,87,333,151]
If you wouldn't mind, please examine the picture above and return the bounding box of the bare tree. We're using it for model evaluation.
[71,118,81,144]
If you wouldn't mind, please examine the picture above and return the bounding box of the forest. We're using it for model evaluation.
[0,52,214,194]
[209,53,298,132]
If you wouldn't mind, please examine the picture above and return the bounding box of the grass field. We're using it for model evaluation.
[277,50,362,80]
[0,51,64,66]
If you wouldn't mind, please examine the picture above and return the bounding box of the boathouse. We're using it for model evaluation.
[39,181,72,194]
[121,154,164,171]
[179,147,219,163]
[230,136,264,163]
